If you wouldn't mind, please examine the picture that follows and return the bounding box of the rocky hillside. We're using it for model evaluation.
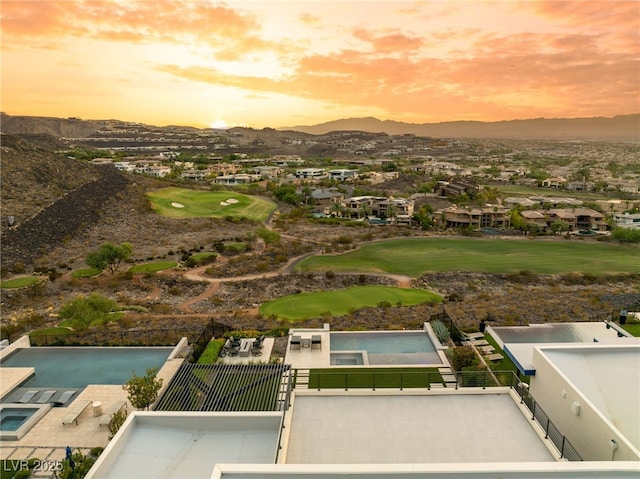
[1,134,101,227]
[0,134,131,269]
[1,114,102,138]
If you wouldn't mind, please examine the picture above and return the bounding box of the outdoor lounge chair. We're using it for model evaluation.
[290,335,301,350]
[485,353,504,361]
[62,400,92,426]
[99,401,127,427]
[311,335,322,350]
[251,335,265,356]
[53,390,76,406]
[16,390,38,403]
[37,390,57,404]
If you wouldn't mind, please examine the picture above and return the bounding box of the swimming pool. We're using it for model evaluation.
[330,331,441,365]
[1,408,33,430]
[0,347,173,388]
[0,404,51,440]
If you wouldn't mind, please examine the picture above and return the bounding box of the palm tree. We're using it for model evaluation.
[386,204,398,223]
[359,202,372,219]
[330,201,345,218]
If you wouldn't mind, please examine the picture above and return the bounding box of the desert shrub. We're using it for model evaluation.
[58,293,117,331]
[451,346,478,371]
[257,228,280,244]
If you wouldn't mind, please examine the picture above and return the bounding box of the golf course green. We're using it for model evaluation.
[259,285,442,320]
[295,237,639,277]
[147,187,277,221]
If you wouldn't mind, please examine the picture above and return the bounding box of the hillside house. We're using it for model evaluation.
[328,169,359,182]
[520,210,548,230]
[253,166,284,179]
[435,205,511,229]
[213,174,261,185]
[311,188,345,214]
[546,208,607,231]
[209,163,240,175]
[613,213,640,230]
[541,177,567,188]
[295,168,327,180]
[181,169,211,181]
[435,180,479,199]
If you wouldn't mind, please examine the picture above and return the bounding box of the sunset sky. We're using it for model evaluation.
[2,1,639,129]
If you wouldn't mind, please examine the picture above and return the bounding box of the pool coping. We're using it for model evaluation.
[0,403,52,441]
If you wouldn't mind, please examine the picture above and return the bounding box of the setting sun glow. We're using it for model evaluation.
[1,1,638,129]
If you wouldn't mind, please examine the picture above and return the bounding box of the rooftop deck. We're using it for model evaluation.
[282,391,557,464]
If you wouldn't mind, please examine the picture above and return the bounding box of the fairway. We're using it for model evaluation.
[259,285,442,320]
[295,237,640,277]
[147,187,277,222]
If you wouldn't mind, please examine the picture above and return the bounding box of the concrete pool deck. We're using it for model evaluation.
[285,324,448,370]
[0,339,186,470]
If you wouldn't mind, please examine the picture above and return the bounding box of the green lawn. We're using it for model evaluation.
[494,184,613,202]
[307,367,443,389]
[295,237,639,277]
[622,323,640,337]
[71,267,102,278]
[260,285,442,320]
[191,252,218,261]
[1,276,41,289]
[128,261,177,274]
[147,187,276,222]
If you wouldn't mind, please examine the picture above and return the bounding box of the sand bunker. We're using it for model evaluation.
[220,201,229,206]
[171,202,185,208]
[226,198,239,204]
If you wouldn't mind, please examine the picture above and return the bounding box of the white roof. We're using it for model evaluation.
[284,393,555,464]
[539,345,640,450]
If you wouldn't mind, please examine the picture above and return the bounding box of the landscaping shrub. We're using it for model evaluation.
[450,346,478,371]
[108,409,128,440]
[430,319,450,344]
[196,339,226,364]
[58,293,117,331]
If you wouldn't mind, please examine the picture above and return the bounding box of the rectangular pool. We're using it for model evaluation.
[330,331,441,365]
[0,404,51,440]
[0,347,173,388]
[1,408,33,431]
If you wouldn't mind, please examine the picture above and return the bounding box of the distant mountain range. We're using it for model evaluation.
[2,112,638,142]
[281,115,640,141]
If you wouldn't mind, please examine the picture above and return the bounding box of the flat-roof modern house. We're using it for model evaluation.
[84,324,640,479]
[2,321,638,478]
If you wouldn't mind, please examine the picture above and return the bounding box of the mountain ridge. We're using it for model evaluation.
[280,114,640,141]
[1,112,638,141]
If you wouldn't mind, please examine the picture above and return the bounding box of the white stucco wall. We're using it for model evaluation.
[529,345,640,462]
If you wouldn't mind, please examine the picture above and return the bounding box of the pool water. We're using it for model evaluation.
[330,332,441,365]
[330,352,365,366]
[0,408,34,431]
[0,347,173,388]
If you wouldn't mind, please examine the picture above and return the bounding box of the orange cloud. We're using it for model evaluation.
[352,29,424,53]
[2,1,259,50]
